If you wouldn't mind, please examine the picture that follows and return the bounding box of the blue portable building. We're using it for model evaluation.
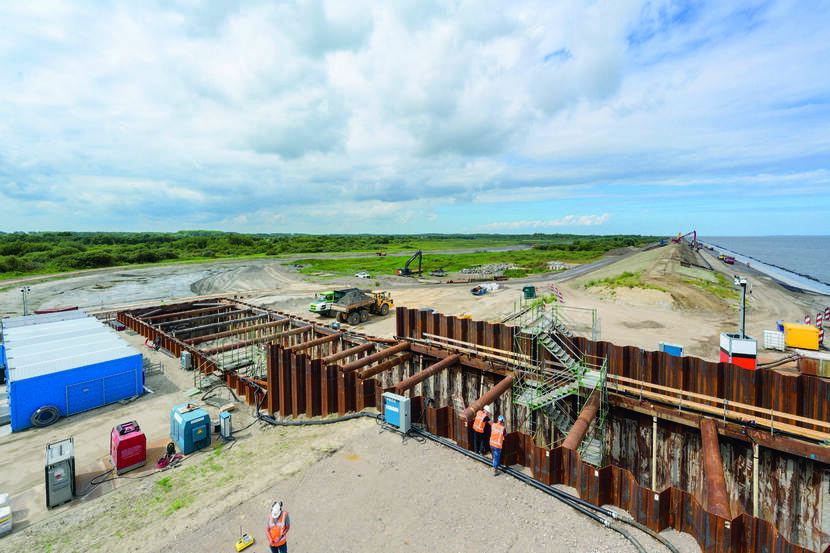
[170,403,211,454]
[2,311,143,432]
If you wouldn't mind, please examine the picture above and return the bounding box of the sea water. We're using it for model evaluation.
[701,235,830,294]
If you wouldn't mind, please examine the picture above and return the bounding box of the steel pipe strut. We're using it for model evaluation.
[174,313,267,337]
[185,319,290,345]
[272,325,313,340]
[393,354,459,395]
[562,390,601,451]
[700,417,732,520]
[340,342,410,372]
[143,304,227,322]
[461,374,514,421]
[286,332,340,353]
[322,342,375,364]
[358,353,412,379]
[157,308,251,329]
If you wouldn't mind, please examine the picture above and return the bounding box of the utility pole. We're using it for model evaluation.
[20,286,32,316]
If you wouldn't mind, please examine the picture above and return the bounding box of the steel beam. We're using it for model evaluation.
[700,417,732,520]
[272,325,313,341]
[286,332,340,353]
[409,343,509,375]
[393,354,459,395]
[185,319,290,345]
[202,331,284,356]
[340,342,410,373]
[157,308,250,329]
[562,390,601,451]
[173,313,268,337]
[322,342,375,364]
[461,374,514,421]
[358,353,412,379]
[142,304,226,322]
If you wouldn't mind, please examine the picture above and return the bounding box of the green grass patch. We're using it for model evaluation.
[155,476,173,492]
[166,494,194,515]
[585,271,668,293]
[682,273,739,300]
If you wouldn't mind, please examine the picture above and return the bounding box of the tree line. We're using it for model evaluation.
[0,231,661,277]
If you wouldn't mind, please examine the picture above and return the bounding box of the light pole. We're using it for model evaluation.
[733,276,747,338]
[20,286,31,316]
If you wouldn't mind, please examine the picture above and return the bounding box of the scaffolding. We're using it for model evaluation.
[510,298,608,466]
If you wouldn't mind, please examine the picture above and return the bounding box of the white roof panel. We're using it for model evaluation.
[2,310,85,329]
[3,311,141,382]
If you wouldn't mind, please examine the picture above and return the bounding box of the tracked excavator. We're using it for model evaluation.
[396,249,422,276]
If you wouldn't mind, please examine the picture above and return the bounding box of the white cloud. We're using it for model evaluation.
[476,214,612,231]
[0,1,828,234]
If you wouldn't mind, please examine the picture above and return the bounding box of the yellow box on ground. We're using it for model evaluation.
[782,323,819,350]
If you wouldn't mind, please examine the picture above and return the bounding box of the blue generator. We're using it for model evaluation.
[170,403,211,454]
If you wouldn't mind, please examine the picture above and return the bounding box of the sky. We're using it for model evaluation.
[1,1,829,236]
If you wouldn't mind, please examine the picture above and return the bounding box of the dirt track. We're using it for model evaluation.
[1,243,827,552]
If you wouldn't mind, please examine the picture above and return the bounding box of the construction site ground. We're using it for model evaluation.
[1,243,827,552]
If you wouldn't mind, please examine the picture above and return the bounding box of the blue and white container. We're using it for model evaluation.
[2,311,142,432]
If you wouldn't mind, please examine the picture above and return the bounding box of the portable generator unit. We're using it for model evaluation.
[382,392,411,433]
[45,437,75,509]
[110,420,147,475]
[170,403,211,454]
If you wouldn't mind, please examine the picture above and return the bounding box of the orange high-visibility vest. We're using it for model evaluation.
[490,422,505,449]
[268,510,288,547]
[473,410,488,433]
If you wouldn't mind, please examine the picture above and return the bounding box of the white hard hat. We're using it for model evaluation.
[484,406,491,414]
[271,501,283,518]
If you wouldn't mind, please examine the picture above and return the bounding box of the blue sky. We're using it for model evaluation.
[1,1,828,235]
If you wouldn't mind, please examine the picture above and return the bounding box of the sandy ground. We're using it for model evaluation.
[1,242,827,552]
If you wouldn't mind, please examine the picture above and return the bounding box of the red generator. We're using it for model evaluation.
[110,421,147,475]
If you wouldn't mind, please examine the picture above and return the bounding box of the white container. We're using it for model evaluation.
[763,330,786,351]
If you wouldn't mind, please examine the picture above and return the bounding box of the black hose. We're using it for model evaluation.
[200,381,240,403]
[257,411,379,426]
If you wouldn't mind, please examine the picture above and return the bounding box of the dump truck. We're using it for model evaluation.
[309,289,393,325]
[309,289,358,315]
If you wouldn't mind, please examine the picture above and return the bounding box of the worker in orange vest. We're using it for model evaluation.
[472,405,491,455]
[267,500,291,553]
[490,415,506,475]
